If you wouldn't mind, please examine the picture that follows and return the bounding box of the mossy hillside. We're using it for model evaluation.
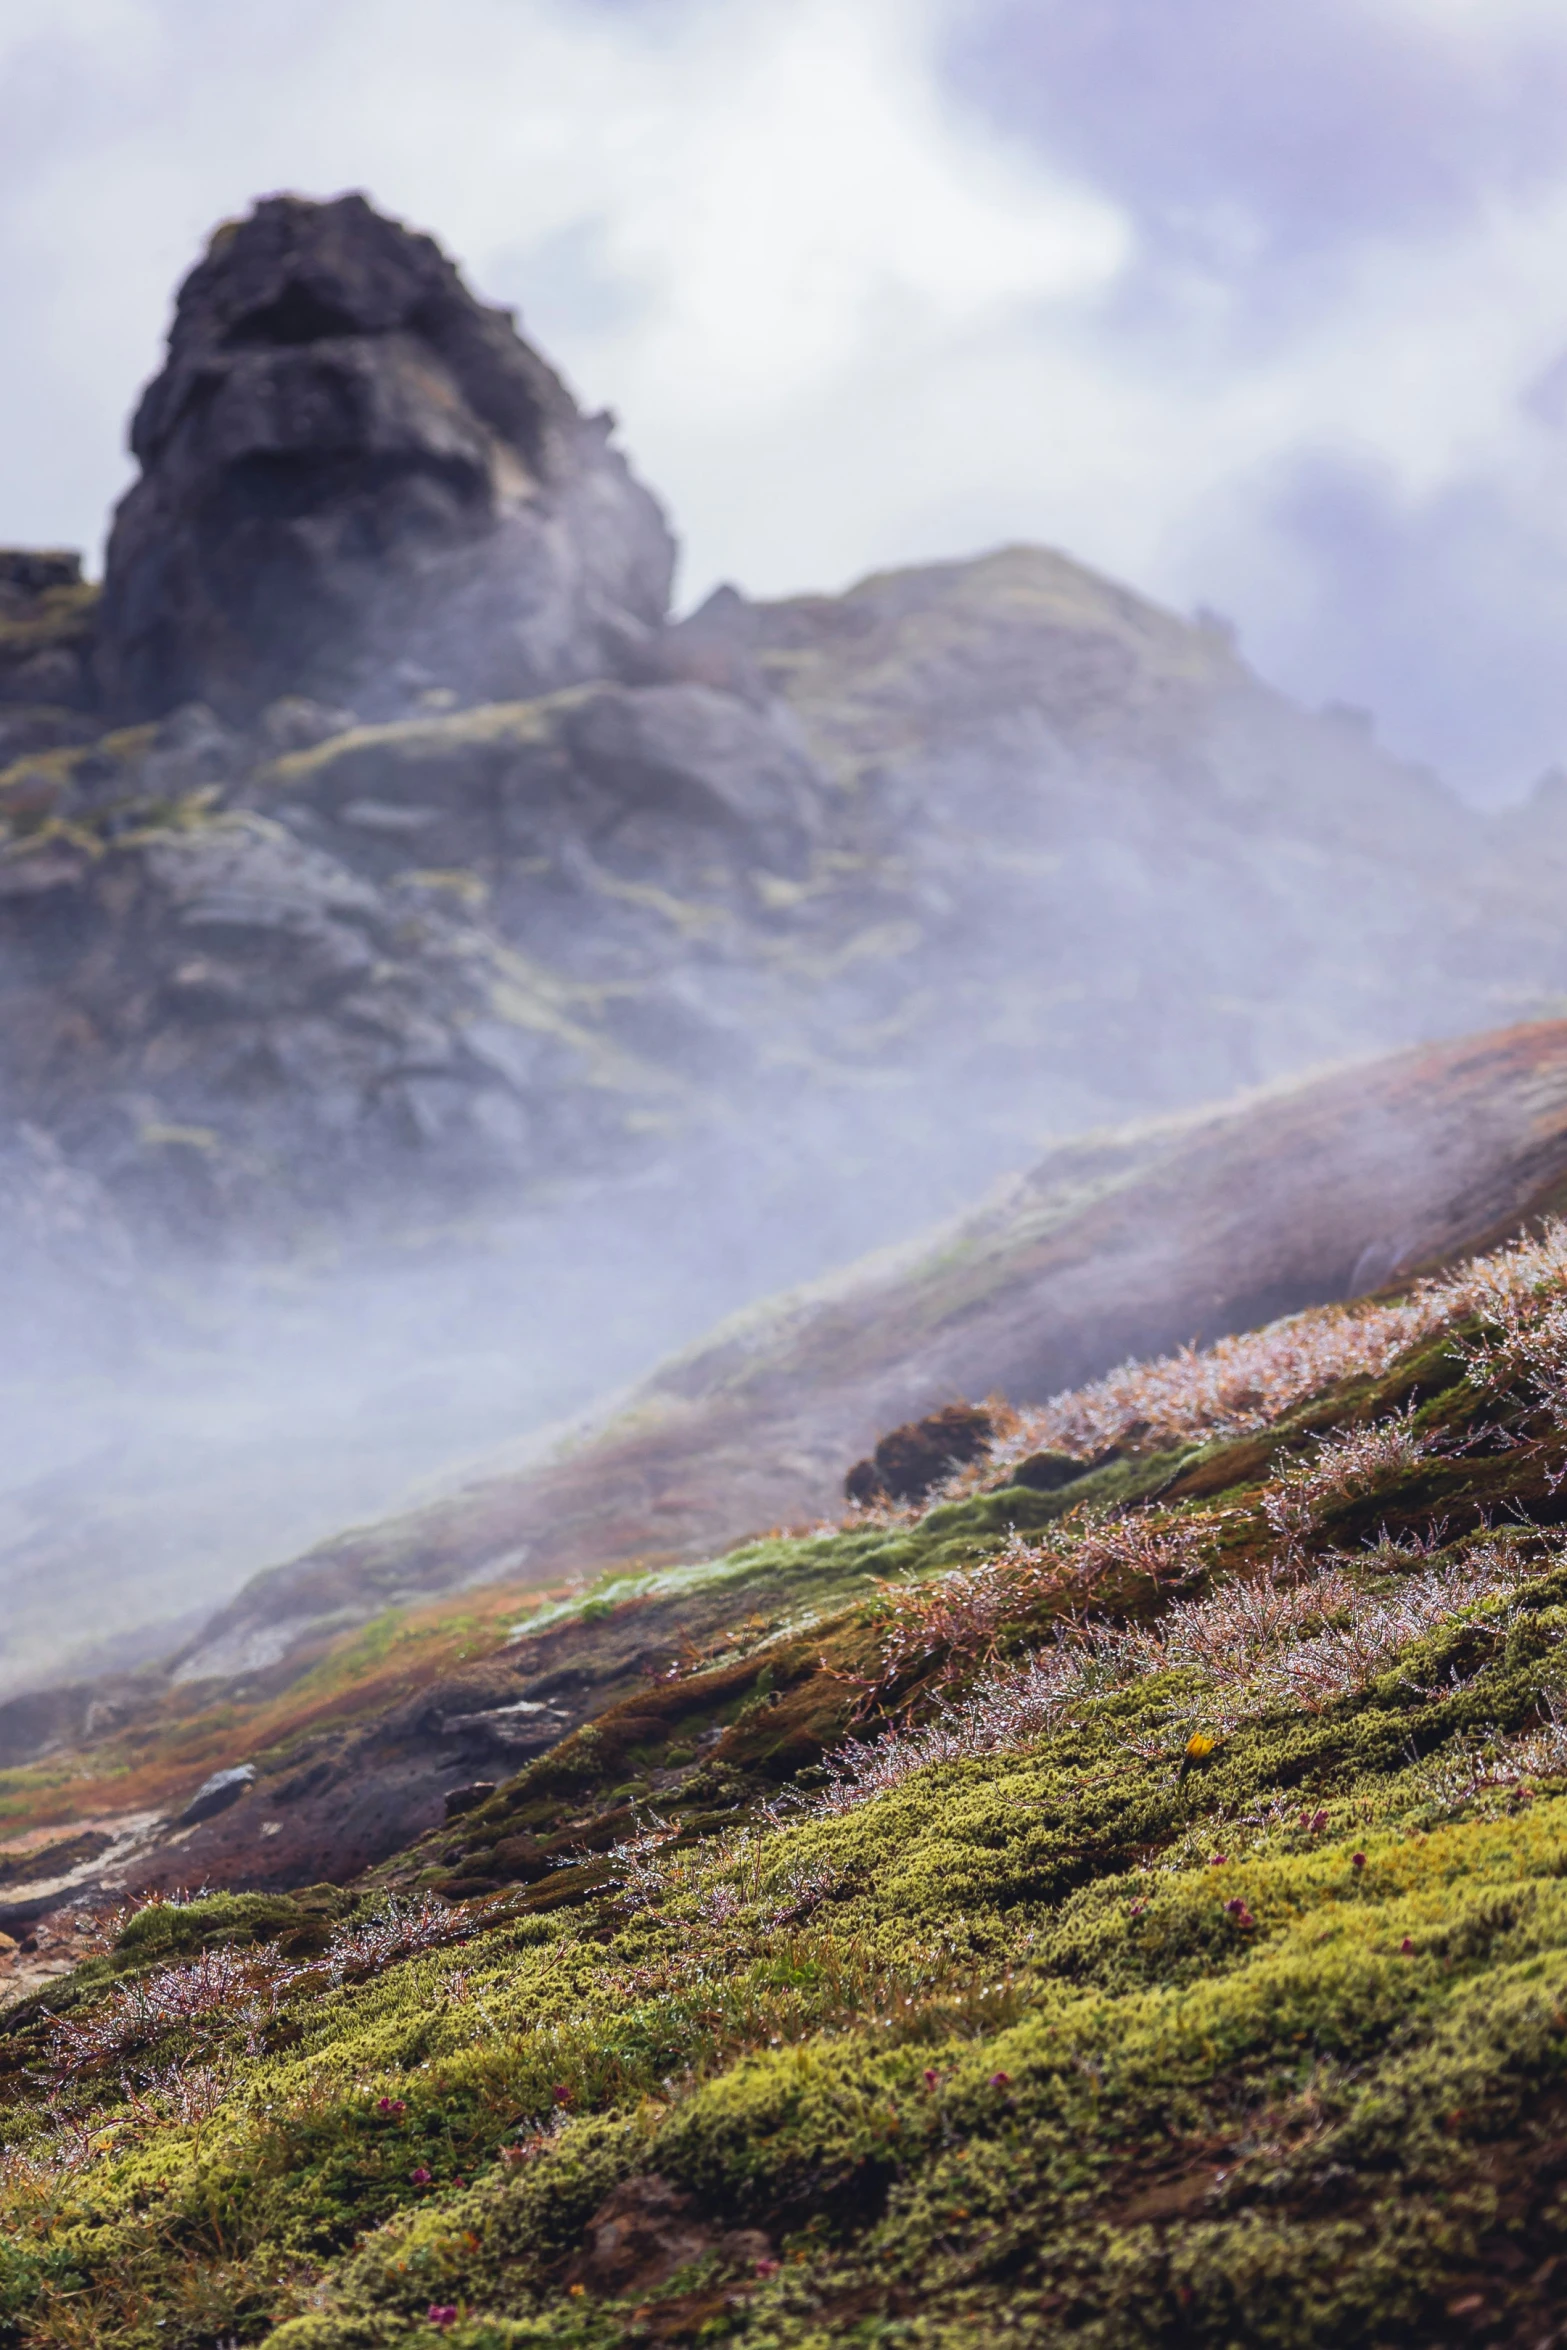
[0,1298,1527,1867]
[9,1253,1567,2340]
[0,1445,1165,1857]
[7,1602,1567,2348]
[406,1314,1546,1901]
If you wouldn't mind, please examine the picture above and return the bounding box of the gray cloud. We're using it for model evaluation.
[954,0,1567,278]
[3,0,1567,799]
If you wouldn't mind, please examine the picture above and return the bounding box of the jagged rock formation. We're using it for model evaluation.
[2,196,1567,1267]
[2,195,1567,1267]
[5,531,1567,1258]
[96,193,675,720]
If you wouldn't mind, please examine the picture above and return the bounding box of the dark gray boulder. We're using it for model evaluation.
[179,1762,256,1824]
[96,193,676,722]
[0,549,99,720]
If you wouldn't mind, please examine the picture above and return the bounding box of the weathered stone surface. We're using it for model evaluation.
[12,536,1567,1262]
[0,548,98,714]
[560,682,820,875]
[844,1401,995,1505]
[179,1762,255,1824]
[97,194,675,721]
[441,1781,496,1820]
[158,1016,1567,1692]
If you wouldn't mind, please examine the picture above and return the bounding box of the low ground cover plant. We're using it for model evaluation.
[10,1225,1567,2343]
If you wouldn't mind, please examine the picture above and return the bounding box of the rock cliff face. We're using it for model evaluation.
[0,550,100,773]
[5,529,1564,1260]
[5,195,1567,1270]
[96,194,675,720]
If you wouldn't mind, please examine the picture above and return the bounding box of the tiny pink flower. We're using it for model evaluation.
[1400,1937,1416,1955]
[755,2258,781,2277]
[1209,1853,1228,1867]
[988,2070,1012,2089]
[427,2307,457,2329]
[923,2068,940,2090]
[552,2084,573,2106]
[1352,1852,1367,1871]
[410,2166,432,2185]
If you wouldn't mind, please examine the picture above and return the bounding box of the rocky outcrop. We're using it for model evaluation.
[0,682,824,1241]
[7,204,1567,1263]
[96,193,675,721]
[0,551,99,762]
[18,196,1567,1707]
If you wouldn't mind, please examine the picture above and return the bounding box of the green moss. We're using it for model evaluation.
[111,1885,353,1968]
[13,1282,1567,2342]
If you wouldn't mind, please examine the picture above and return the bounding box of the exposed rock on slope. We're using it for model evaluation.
[96,193,674,720]
[5,537,1567,1254]
[5,202,1567,1258]
[0,548,99,756]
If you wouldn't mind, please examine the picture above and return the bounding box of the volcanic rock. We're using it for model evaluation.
[441,1782,496,1820]
[179,1762,256,1824]
[96,193,675,721]
[0,548,98,724]
[844,1401,996,1505]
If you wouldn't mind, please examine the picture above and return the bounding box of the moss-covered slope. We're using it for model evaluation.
[11,1233,1567,2341]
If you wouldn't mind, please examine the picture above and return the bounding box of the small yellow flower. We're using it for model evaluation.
[1185,1732,1218,1760]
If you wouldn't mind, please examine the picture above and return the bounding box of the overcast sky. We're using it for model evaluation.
[6,0,1567,801]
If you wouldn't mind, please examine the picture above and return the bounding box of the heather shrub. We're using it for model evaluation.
[1261,1403,1435,1545]
[13,1222,1567,2346]
[926,1218,1567,1498]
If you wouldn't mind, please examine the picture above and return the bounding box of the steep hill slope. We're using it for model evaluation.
[15,193,1567,1704]
[10,1207,1567,2342]
[153,1018,1567,1693]
[7,1016,1567,1930]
